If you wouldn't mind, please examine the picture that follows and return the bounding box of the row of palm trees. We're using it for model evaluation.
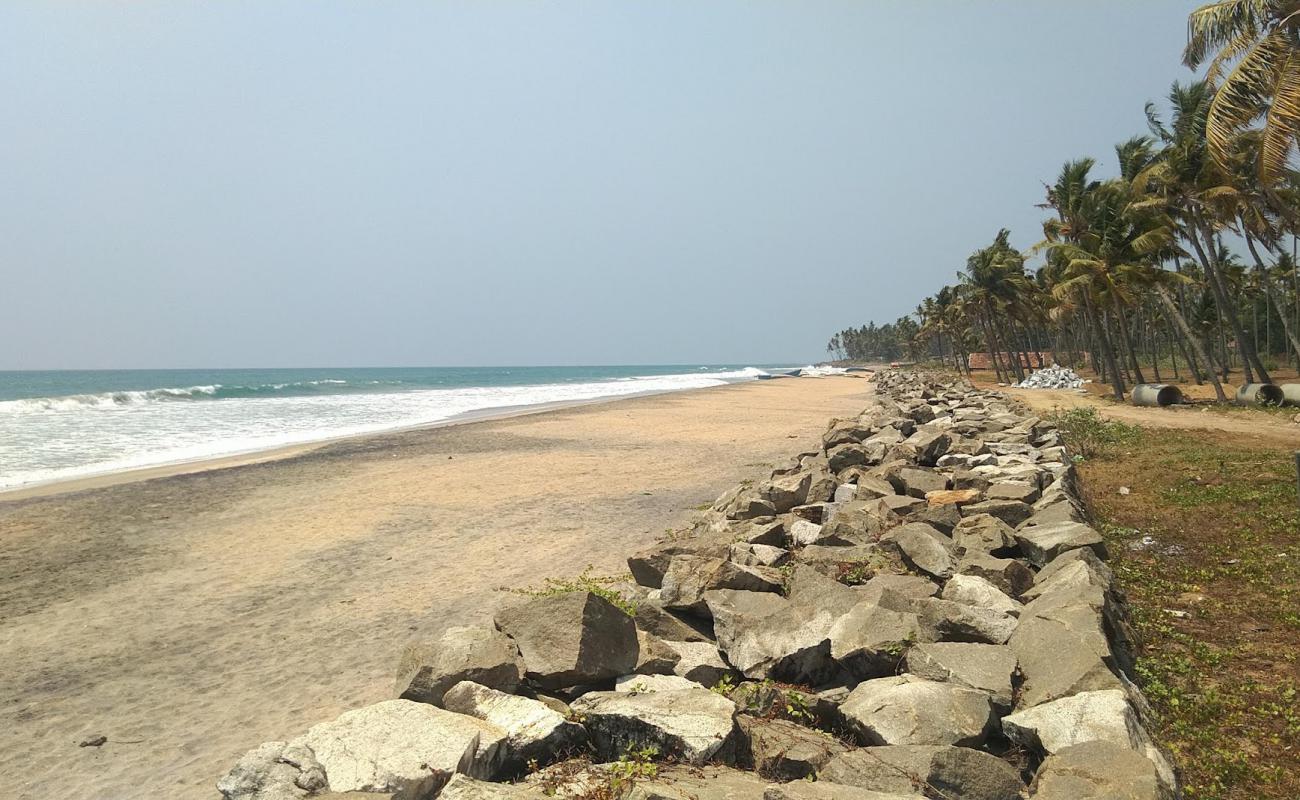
[829,2,1300,402]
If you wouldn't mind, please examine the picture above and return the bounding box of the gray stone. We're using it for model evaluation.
[660,555,783,613]
[495,592,638,691]
[1014,521,1108,568]
[879,523,954,579]
[856,573,939,604]
[615,674,704,693]
[630,764,770,799]
[828,598,930,679]
[764,782,924,800]
[394,625,525,708]
[1001,690,1174,790]
[987,482,1040,504]
[818,745,1024,800]
[894,467,949,499]
[904,642,1017,710]
[840,675,996,747]
[907,430,952,466]
[827,443,871,472]
[956,552,1035,597]
[569,687,738,764]
[634,630,682,675]
[759,471,813,513]
[823,418,876,449]
[665,640,736,687]
[219,700,508,799]
[789,519,829,546]
[962,499,1033,527]
[704,588,841,685]
[941,574,1022,617]
[951,514,1018,555]
[633,600,711,643]
[442,682,586,772]
[735,715,848,780]
[438,774,549,799]
[919,598,1017,644]
[910,501,962,535]
[1032,740,1177,800]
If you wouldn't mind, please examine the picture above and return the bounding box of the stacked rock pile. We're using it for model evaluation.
[217,370,1177,800]
[1015,365,1084,390]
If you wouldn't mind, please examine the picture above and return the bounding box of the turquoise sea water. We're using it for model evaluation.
[0,365,787,490]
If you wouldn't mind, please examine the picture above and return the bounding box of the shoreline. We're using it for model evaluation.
[0,377,830,503]
[0,374,872,800]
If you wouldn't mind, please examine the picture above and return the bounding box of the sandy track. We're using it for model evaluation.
[0,377,871,800]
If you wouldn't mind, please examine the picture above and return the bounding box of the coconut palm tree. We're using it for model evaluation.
[1184,0,1300,184]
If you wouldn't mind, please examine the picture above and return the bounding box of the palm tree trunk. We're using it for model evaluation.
[1243,232,1300,368]
[1189,215,1271,383]
[1113,299,1147,385]
[1155,284,1227,401]
[1084,292,1125,400]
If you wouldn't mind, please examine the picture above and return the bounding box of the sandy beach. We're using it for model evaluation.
[0,376,870,800]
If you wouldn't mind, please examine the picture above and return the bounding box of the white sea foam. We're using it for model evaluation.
[797,365,848,377]
[0,369,770,490]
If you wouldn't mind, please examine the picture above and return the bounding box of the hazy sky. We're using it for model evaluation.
[1,1,1199,369]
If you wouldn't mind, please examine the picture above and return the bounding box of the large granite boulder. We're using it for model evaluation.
[828,596,931,679]
[394,625,525,707]
[818,744,1024,800]
[218,700,508,800]
[878,523,955,579]
[442,681,586,772]
[1002,689,1175,789]
[1031,740,1177,799]
[940,574,1022,618]
[1014,521,1107,567]
[839,675,997,747]
[903,641,1017,711]
[735,714,848,780]
[660,555,783,613]
[495,592,638,691]
[569,686,739,764]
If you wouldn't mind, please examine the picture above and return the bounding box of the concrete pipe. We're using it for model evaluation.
[1280,384,1300,407]
[1235,383,1285,406]
[1132,383,1185,407]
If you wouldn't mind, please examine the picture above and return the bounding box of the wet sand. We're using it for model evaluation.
[0,376,871,800]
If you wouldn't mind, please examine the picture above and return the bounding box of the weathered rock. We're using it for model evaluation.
[824,418,876,449]
[704,587,843,685]
[438,774,550,799]
[764,781,924,800]
[840,675,996,747]
[910,501,962,535]
[218,700,509,799]
[1010,615,1123,708]
[729,542,793,569]
[894,467,950,499]
[615,674,704,693]
[665,640,736,687]
[394,625,526,707]
[907,430,952,466]
[759,471,813,513]
[569,687,738,764]
[879,523,954,579]
[635,630,682,675]
[951,514,1018,555]
[956,552,1035,597]
[790,519,830,546]
[827,443,871,473]
[633,600,711,643]
[904,642,1017,710]
[856,573,939,604]
[877,494,927,517]
[828,598,929,679]
[962,499,1033,527]
[818,745,1024,800]
[1031,740,1177,800]
[819,500,897,542]
[495,592,638,691]
[735,715,848,780]
[1002,690,1174,789]
[442,682,586,771]
[941,574,1023,617]
[629,542,710,589]
[1014,521,1108,568]
[660,556,783,613]
[920,598,1017,644]
[986,482,1041,504]
[630,764,771,799]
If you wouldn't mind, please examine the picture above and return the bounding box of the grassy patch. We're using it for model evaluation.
[502,565,638,616]
[1071,427,1299,800]
[1046,406,1141,460]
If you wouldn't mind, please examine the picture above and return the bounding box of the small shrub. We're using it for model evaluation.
[503,565,637,616]
[1049,406,1140,460]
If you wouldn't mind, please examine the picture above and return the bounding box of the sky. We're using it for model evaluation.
[0,1,1202,369]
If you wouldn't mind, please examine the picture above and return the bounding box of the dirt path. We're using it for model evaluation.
[0,377,872,800]
[1000,386,1300,448]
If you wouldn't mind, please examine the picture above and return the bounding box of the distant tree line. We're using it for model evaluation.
[828,2,1300,401]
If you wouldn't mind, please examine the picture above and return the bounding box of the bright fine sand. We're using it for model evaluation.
[0,376,871,800]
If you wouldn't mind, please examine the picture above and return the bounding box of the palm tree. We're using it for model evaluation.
[960,230,1034,384]
[1184,0,1300,185]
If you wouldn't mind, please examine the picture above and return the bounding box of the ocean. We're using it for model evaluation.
[0,365,800,491]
